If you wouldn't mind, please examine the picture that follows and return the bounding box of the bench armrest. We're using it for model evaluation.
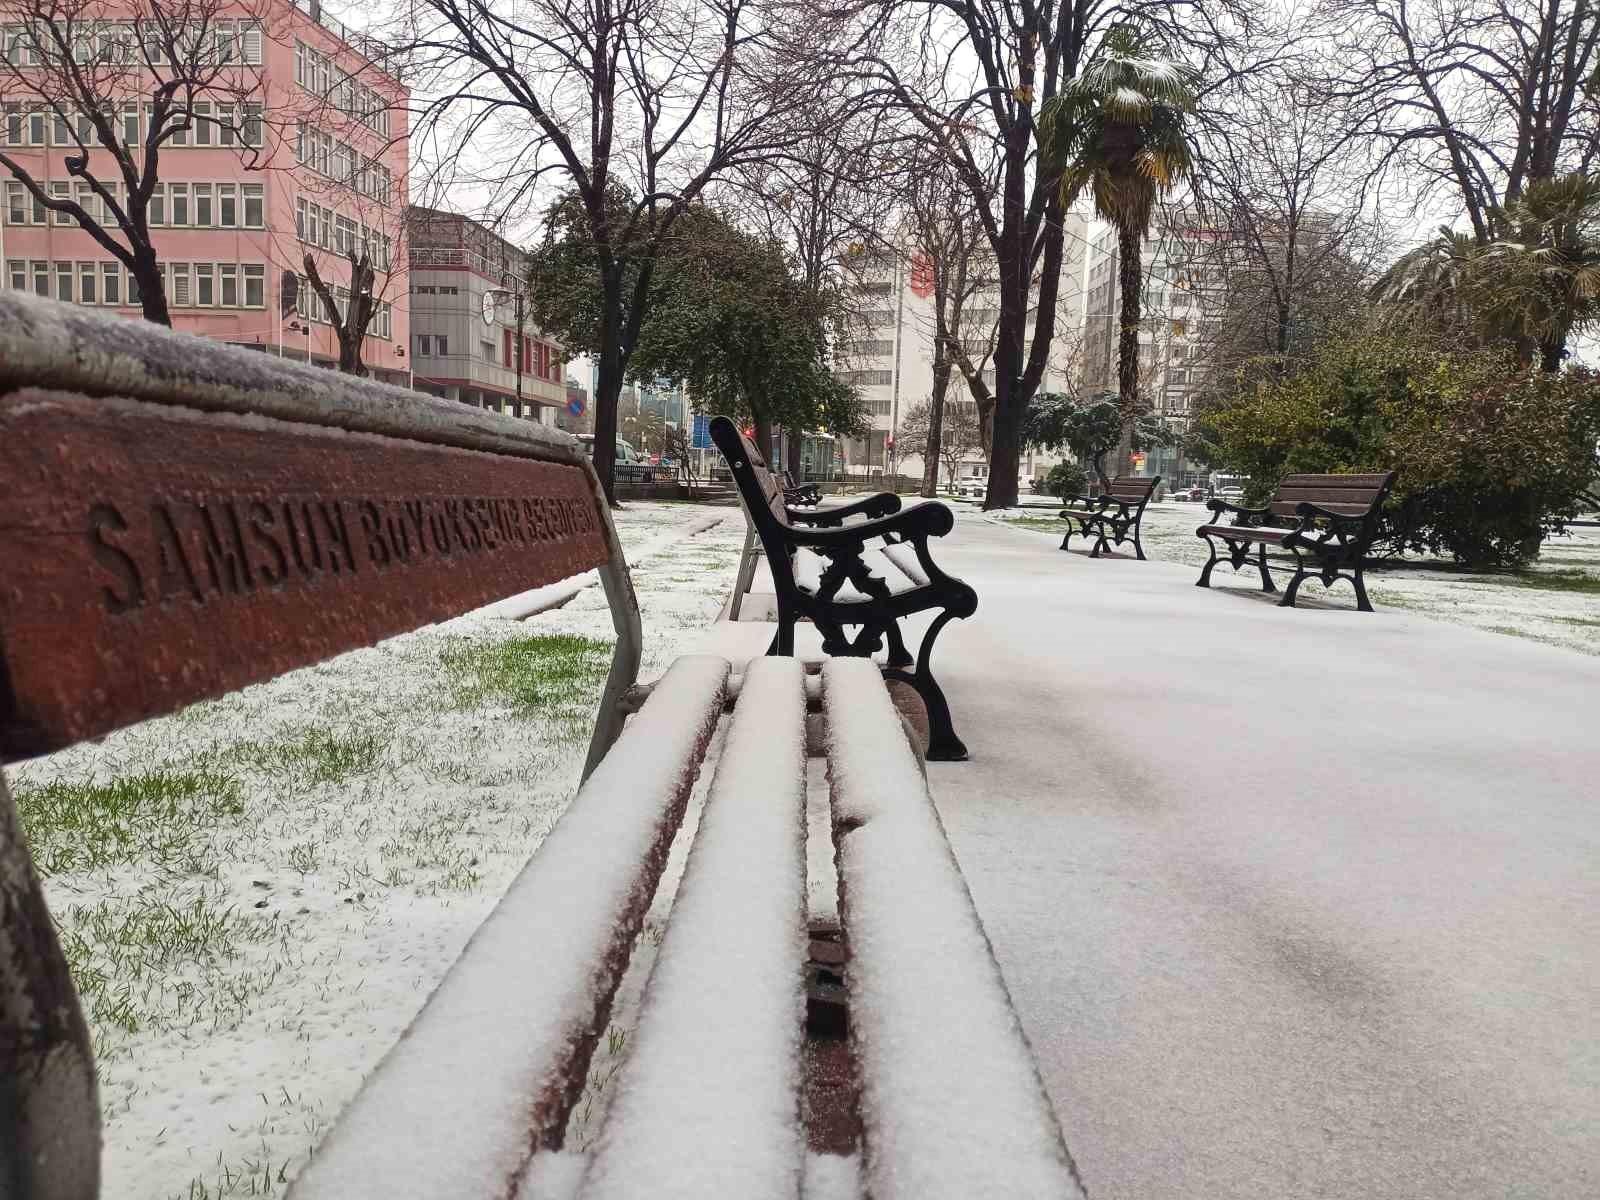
[787,499,953,549]
[787,491,902,527]
[1294,500,1374,523]
[1206,499,1269,520]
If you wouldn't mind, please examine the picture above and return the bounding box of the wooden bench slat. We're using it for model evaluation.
[822,658,1085,1199]
[1197,525,1290,542]
[576,657,808,1200]
[1267,502,1374,517]
[0,391,609,761]
[287,656,730,1200]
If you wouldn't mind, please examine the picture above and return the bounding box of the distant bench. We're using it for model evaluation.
[1059,475,1161,559]
[0,292,1081,1199]
[1196,472,1397,611]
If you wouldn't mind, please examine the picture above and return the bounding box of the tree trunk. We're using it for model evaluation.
[753,414,775,466]
[1115,225,1144,476]
[592,289,626,506]
[131,246,171,326]
[924,351,952,499]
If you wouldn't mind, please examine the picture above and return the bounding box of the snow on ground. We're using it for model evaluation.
[980,498,1600,654]
[10,501,745,1200]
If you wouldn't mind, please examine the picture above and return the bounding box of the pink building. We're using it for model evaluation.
[0,0,410,383]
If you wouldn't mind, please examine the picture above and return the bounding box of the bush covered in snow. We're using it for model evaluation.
[1195,333,1600,568]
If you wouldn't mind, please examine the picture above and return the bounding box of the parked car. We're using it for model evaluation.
[578,434,656,483]
[953,477,987,498]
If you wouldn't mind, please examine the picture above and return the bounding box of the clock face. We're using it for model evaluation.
[481,292,496,326]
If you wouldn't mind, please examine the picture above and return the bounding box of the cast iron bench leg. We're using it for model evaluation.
[1197,531,1220,587]
[1352,566,1374,613]
[884,609,968,762]
[1256,543,1276,593]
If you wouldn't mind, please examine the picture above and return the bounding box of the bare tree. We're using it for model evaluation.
[1321,0,1600,243]
[277,46,410,376]
[806,0,1258,508]
[0,0,270,324]
[899,147,995,496]
[400,0,822,503]
[1187,71,1389,383]
[898,394,981,490]
[724,104,903,477]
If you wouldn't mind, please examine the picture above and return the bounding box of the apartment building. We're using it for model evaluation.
[835,210,1089,487]
[406,206,564,419]
[1082,216,1232,484]
[1,0,411,381]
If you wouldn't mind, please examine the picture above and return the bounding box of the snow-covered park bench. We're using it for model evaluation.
[1196,471,1398,612]
[712,416,979,763]
[0,293,1083,1199]
[1059,474,1161,559]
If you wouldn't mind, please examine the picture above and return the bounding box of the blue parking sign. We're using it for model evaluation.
[690,414,711,449]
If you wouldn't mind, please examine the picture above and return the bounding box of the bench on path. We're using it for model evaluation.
[711,416,979,762]
[0,293,1080,1199]
[1195,471,1397,612]
[779,469,822,507]
[1059,475,1161,559]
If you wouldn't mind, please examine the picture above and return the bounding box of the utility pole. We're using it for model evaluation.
[515,289,525,419]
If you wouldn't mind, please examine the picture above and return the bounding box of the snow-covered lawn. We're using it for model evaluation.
[984,500,1600,655]
[12,501,745,1200]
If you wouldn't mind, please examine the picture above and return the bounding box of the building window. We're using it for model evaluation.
[243,184,263,228]
[218,182,237,228]
[435,334,448,356]
[101,262,120,305]
[219,263,238,308]
[148,182,165,225]
[170,181,189,226]
[194,182,213,226]
[55,262,72,302]
[6,259,24,290]
[194,262,214,306]
[5,181,24,225]
[168,263,191,306]
[243,264,264,308]
[481,339,496,362]
[32,261,48,295]
[77,262,96,303]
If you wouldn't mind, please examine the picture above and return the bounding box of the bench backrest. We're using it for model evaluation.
[0,292,643,1194]
[708,415,810,595]
[1101,474,1160,507]
[1268,472,1396,522]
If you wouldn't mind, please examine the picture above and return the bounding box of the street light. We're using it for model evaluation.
[483,285,526,418]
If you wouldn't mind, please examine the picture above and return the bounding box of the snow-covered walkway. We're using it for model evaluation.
[911,515,1598,1198]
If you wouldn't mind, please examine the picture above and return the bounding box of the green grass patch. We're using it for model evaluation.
[439,634,610,717]
[1514,568,1600,595]
[219,728,388,785]
[14,771,244,875]
[59,887,277,1042]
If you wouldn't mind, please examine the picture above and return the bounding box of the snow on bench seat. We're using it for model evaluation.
[822,657,1086,1199]
[288,655,731,1200]
[569,656,809,1200]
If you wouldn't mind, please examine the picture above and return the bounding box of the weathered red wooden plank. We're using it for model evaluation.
[0,390,610,760]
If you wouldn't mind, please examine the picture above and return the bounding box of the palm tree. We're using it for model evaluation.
[1372,174,1600,370]
[1480,174,1600,371]
[1041,26,1196,466]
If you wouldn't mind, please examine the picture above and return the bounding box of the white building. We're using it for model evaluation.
[834,211,1091,490]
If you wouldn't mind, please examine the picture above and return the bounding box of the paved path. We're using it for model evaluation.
[917,516,1598,1199]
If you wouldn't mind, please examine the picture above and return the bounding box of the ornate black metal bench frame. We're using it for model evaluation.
[1196,472,1397,612]
[711,416,978,762]
[1059,475,1161,559]
[779,469,821,506]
